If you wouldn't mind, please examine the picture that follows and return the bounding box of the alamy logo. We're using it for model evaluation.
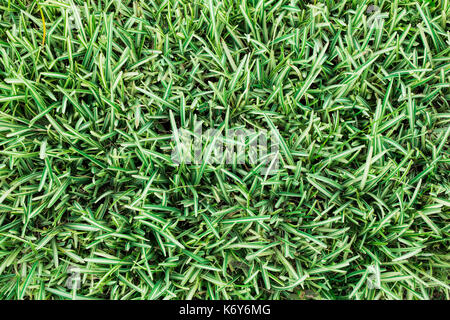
[366,5,387,30]
[66,266,81,290]
[66,4,81,30]
[171,122,280,175]
[367,264,381,289]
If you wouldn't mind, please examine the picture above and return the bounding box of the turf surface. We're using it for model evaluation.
[0,0,449,300]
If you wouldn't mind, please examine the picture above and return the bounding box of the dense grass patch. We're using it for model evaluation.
[0,0,449,300]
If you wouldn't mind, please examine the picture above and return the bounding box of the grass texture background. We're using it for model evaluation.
[0,0,449,299]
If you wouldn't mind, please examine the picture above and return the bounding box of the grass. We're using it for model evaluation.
[0,0,449,300]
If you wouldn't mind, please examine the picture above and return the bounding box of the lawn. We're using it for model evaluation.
[0,0,448,300]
